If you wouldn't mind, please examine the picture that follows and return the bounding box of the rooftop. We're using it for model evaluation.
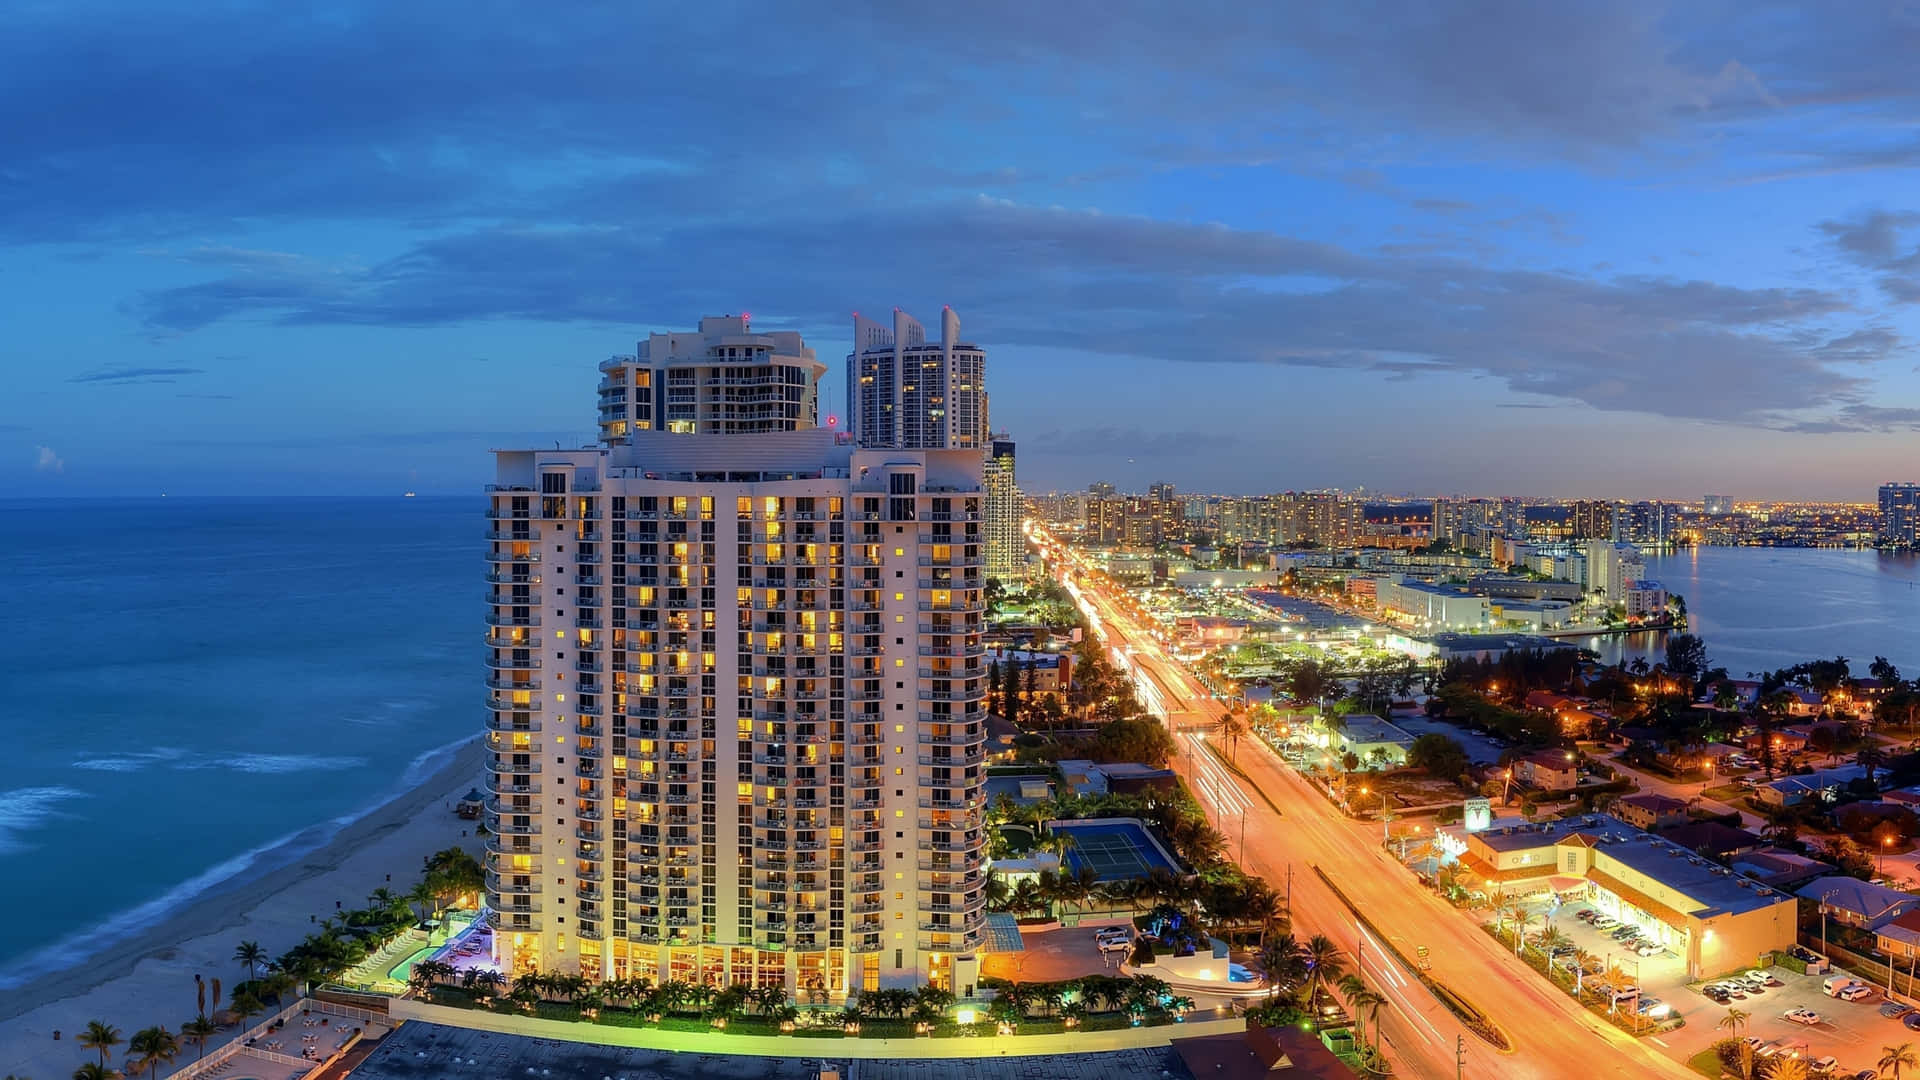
[1797,877,1920,924]
[1467,814,1794,915]
[1329,713,1414,746]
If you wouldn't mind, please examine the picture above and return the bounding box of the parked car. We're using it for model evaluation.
[1838,983,1875,1002]
[1635,943,1662,957]
[1637,997,1672,1017]
[1881,1001,1913,1019]
[1704,988,1732,1004]
[1809,1057,1838,1077]
[1903,1010,1920,1030]
[1785,1007,1823,1026]
[1825,976,1863,996]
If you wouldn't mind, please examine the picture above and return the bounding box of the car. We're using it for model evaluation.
[1810,1058,1839,1076]
[1636,943,1663,957]
[1884,1001,1914,1018]
[1743,971,1773,985]
[1608,985,1640,1001]
[1636,997,1671,1017]
[1785,1007,1823,1026]
[1838,983,1875,1002]
[1854,1070,1881,1080]
[1904,1010,1920,1031]
[1704,988,1732,1004]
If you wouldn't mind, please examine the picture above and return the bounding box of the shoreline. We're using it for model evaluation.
[0,735,485,1077]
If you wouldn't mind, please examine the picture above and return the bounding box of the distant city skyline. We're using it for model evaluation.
[7,4,1920,500]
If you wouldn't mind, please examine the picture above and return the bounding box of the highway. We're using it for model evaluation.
[1041,531,1696,1079]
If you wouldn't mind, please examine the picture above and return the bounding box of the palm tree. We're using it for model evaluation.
[233,941,267,983]
[1716,1006,1750,1040]
[1302,934,1345,1013]
[71,1065,122,1080]
[78,1021,123,1068]
[1337,973,1387,1052]
[180,1015,218,1061]
[1509,909,1536,956]
[1219,708,1248,765]
[1883,1043,1920,1080]
[1534,925,1570,958]
[405,880,437,927]
[1257,935,1308,1001]
[125,1027,178,1080]
[1765,1056,1810,1080]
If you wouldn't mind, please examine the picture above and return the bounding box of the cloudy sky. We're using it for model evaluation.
[6,1,1920,499]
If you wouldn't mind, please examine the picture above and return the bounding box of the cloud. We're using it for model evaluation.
[34,446,63,472]
[67,365,204,384]
[1817,211,1920,303]
[1775,404,1920,434]
[128,197,1899,430]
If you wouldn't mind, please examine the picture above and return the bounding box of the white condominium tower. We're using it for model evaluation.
[597,314,827,443]
[983,434,1022,581]
[485,314,989,1002]
[847,307,985,450]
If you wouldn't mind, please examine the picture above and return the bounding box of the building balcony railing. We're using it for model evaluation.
[484,549,541,564]
[484,654,541,671]
[484,756,540,775]
[917,750,985,767]
[484,834,541,857]
[485,677,541,692]
[484,871,541,894]
[485,696,540,713]
[485,572,541,586]
[484,613,541,628]
[484,529,536,542]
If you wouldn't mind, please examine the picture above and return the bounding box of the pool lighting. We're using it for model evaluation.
[956,1008,976,1024]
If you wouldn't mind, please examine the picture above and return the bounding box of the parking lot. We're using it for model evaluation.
[1516,898,1690,1018]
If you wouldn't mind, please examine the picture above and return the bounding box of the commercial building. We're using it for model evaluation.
[1444,815,1797,979]
[1373,576,1491,630]
[1303,713,1414,768]
[595,315,827,443]
[847,307,986,451]
[486,315,989,998]
[1881,482,1920,547]
[983,434,1022,581]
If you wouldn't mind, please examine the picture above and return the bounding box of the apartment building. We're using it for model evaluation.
[595,315,826,442]
[847,307,986,451]
[984,435,1023,581]
[486,317,989,1002]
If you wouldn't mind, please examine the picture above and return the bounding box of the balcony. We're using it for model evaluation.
[485,613,541,628]
[485,572,541,586]
[484,870,541,894]
[484,834,541,858]
[484,756,539,775]
[917,749,985,767]
[485,654,541,671]
[485,677,542,693]
[485,696,540,713]
[483,714,537,734]
[485,549,541,564]
[484,529,536,542]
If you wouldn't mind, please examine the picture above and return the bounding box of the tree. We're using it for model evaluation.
[1407,733,1470,783]
[1884,1042,1920,1080]
[1337,972,1386,1052]
[1302,934,1345,1013]
[71,1066,122,1080]
[1084,715,1176,767]
[1716,1006,1750,1039]
[179,1015,218,1062]
[228,990,265,1027]
[78,1021,123,1068]
[1257,935,1308,1002]
[1873,657,1903,685]
[1665,634,1710,691]
[1219,708,1248,765]
[233,940,267,983]
[125,1027,178,1080]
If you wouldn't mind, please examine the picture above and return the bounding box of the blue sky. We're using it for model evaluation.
[6,2,1920,499]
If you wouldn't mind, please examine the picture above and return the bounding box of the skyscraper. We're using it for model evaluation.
[1881,483,1920,546]
[847,307,985,450]
[596,315,825,443]
[984,435,1022,581]
[1703,494,1734,516]
[486,316,988,1000]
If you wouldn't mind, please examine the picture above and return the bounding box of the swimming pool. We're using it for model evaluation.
[1050,819,1181,881]
[387,944,437,984]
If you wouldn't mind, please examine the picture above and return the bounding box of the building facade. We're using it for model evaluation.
[847,308,985,452]
[595,315,827,443]
[486,320,989,1001]
[1881,483,1920,547]
[983,435,1022,581]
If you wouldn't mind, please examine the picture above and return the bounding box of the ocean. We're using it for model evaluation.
[1562,546,1920,675]
[0,497,479,988]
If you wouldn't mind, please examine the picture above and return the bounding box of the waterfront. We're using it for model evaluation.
[1575,546,1920,674]
[0,496,477,988]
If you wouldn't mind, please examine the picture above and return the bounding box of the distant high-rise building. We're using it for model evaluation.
[1569,500,1616,541]
[1088,481,1116,497]
[1881,483,1920,546]
[1703,494,1734,516]
[984,435,1022,580]
[847,307,985,450]
[596,315,827,443]
[487,314,988,999]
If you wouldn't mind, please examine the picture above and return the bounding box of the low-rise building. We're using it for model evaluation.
[1658,821,1762,861]
[1729,848,1834,890]
[1304,714,1414,769]
[1875,909,1920,967]
[1797,877,1920,930]
[1613,793,1691,830]
[985,648,1072,699]
[1755,764,1874,808]
[1446,814,1795,979]
[1514,750,1580,792]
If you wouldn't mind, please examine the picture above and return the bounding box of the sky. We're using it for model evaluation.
[5,2,1920,500]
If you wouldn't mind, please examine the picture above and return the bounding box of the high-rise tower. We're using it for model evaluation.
[983,435,1021,581]
[846,308,985,450]
[486,316,988,1001]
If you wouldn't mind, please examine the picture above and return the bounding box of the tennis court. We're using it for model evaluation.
[1052,819,1180,882]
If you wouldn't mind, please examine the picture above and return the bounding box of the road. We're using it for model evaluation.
[1041,533,1697,1079]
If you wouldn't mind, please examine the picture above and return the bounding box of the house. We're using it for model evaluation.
[1657,821,1763,861]
[986,648,1073,699]
[1613,793,1691,830]
[1745,728,1809,755]
[1881,787,1920,809]
[1730,848,1834,890]
[1524,690,1604,738]
[1797,877,1920,930]
[1514,750,1580,792]
[1876,909,1920,964]
[1754,765,1874,808]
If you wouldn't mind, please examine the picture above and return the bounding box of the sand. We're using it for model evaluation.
[0,736,486,1079]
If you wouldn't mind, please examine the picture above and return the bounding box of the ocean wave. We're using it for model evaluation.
[0,732,478,991]
[0,786,88,855]
[72,748,366,774]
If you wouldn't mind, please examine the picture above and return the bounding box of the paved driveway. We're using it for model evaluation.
[980,921,1130,984]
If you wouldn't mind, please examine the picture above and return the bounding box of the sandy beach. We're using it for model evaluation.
[0,736,486,1079]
